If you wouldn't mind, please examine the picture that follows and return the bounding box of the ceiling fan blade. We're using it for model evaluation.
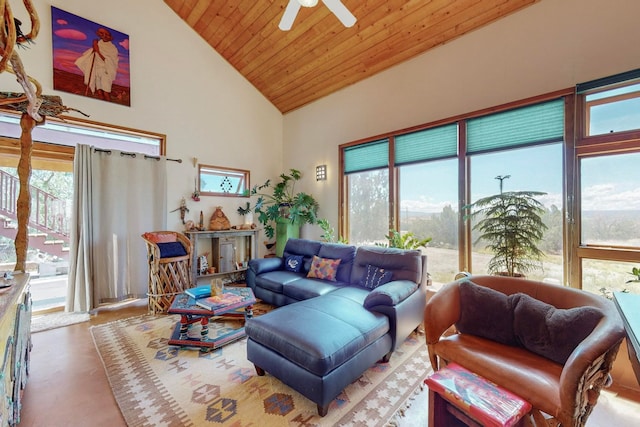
[279,1,302,31]
[322,0,357,27]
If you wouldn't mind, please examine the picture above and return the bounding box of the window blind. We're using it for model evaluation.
[395,123,458,166]
[577,68,640,94]
[467,99,564,154]
[343,139,389,174]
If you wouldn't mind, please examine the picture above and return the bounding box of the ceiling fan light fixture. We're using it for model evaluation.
[298,0,319,7]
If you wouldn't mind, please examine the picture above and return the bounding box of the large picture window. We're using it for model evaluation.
[341,70,640,292]
[341,96,567,286]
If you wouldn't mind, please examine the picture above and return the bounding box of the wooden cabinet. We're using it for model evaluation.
[187,229,259,285]
[0,273,31,427]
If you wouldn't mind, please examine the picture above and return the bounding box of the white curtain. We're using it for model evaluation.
[67,145,167,312]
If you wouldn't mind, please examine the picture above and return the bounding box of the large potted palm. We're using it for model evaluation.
[239,169,319,257]
[464,175,547,277]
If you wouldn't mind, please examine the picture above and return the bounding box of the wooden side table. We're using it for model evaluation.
[425,363,531,427]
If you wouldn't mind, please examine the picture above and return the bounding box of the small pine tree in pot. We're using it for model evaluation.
[465,175,548,277]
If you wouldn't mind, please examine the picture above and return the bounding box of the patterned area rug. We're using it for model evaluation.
[91,313,431,426]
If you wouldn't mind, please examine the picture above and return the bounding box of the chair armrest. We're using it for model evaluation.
[558,308,625,416]
[424,283,462,345]
[248,257,283,275]
[363,280,418,308]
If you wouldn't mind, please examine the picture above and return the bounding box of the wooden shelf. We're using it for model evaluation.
[187,229,258,285]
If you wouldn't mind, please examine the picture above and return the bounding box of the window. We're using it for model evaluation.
[198,164,249,197]
[585,83,640,136]
[341,96,567,286]
[578,68,640,137]
[469,144,564,283]
[574,72,640,296]
[396,124,459,283]
[580,152,640,247]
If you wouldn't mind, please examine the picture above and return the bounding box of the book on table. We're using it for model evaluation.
[185,285,211,299]
[195,287,256,312]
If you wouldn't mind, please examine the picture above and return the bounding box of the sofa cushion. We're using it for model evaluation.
[282,278,345,301]
[512,293,603,364]
[246,293,390,377]
[283,238,322,272]
[307,255,341,281]
[351,246,422,285]
[318,243,356,283]
[254,271,304,294]
[361,264,393,289]
[284,255,304,272]
[363,280,418,308]
[455,280,517,346]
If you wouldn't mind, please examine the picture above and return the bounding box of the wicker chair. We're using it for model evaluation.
[142,231,193,314]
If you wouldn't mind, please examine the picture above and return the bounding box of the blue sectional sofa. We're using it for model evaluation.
[245,238,426,416]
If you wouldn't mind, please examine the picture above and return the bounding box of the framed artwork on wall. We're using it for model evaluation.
[51,7,131,106]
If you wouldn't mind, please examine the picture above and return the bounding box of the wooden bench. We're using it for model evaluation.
[425,363,532,427]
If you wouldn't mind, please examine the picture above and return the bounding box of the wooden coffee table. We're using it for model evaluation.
[167,286,256,352]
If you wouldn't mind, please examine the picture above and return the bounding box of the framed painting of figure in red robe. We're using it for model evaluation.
[51,7,131,106]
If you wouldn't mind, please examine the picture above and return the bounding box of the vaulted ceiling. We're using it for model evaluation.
[164,0,539,113]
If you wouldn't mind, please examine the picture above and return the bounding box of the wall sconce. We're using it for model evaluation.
[316,164,327,181]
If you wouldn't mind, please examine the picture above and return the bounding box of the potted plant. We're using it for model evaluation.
[239,169,319,256]
[376,229,431,250]
[626,267,640,284]
[464,175,547,277]
[318,219,348,244]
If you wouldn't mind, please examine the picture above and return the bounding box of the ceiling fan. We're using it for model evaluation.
[279,0,357,31]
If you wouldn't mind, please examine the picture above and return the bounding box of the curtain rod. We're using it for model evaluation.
[93,148,182,163]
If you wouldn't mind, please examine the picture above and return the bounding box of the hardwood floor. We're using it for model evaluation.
[19,299,640,427]
[20,300,147,427]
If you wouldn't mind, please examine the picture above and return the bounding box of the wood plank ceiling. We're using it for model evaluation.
[164,0,539,113]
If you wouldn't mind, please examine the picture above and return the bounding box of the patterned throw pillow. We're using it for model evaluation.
[361,264,393,289]
[284,255,304,273]
[144,232,177,243]
[307,255,341,281]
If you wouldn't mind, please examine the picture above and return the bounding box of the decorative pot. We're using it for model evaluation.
[275,216,300,257]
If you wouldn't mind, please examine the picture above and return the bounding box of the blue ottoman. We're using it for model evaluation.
[245,289,393,416]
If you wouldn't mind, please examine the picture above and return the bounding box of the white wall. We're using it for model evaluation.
[283,0,640,239]
[0,0,283,243]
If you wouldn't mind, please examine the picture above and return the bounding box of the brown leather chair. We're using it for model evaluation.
[425,275,625,427]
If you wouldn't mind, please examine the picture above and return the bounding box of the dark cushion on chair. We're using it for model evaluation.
[157,242,187,258]
[455,280,517,346]
[512,293,603,364]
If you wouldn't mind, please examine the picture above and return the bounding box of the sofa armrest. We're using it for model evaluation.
[248,257,283,274]
[363,280,418,308]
